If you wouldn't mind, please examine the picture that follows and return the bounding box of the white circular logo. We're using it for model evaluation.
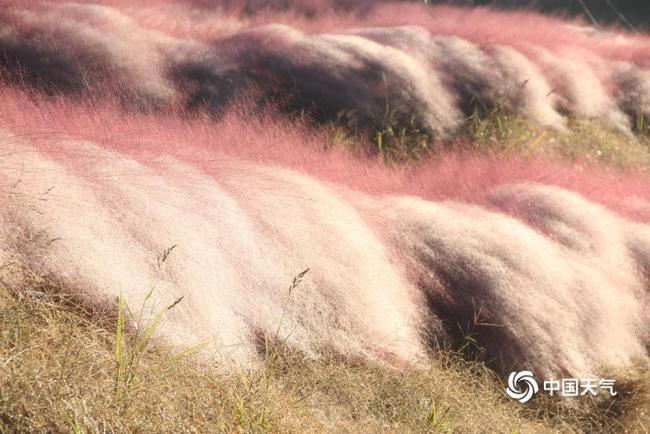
[505,371,539,403]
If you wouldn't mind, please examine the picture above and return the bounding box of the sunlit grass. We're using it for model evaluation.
[327,103,650,171]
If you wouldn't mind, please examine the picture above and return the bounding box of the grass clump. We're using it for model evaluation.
[327,106,436,164]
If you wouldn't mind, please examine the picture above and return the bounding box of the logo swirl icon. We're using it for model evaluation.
[506,371,539,403]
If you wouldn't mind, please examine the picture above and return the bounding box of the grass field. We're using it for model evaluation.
[1,1,650,432]
[1,281,648,433]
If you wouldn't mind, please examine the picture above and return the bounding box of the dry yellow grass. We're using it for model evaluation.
[0,278,647,433]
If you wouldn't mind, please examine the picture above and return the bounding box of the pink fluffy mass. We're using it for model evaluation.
[3,0,650,133]
[0,1,648,380]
